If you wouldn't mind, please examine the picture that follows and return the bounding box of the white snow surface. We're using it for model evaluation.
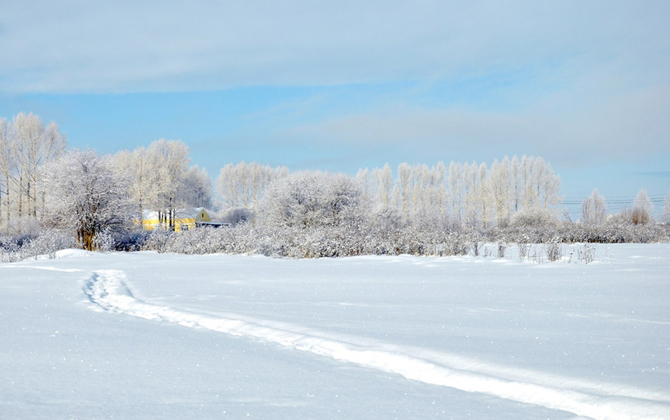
[1,244,669,419]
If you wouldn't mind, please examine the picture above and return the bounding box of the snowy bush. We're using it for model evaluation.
[143,229,174,253]
[0,217,42,237]
[0,230,75,262]
[220,207,254,226]
[136,215,670,260]
[22,230,76,259]
[111,230,151,252]
[0,235,22,262]
[114,170,670,260]
[142,217,485,259]
[93,229,115,253]
[557,218,669,244]
[510,208,558,229]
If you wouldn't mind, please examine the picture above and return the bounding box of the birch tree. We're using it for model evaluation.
[356,168,371,200]
[12,113,66,219]
[449,161,463,226]
[0,118,13,228]
[487,158,510,226]
[521,155,535,210]
[394,163,412,219]
[181,166,212,209]
[113,147,152,223]
[478,162,489,226]
[463,162,480,226]
[146,139,190,229]
[216,161,287,209]
[510,155,521,212]
[375,163,393,208]
[435,161,447,216]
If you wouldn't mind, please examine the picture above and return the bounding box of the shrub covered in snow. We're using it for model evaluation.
[0,230,76,262]
[219,207,254,226]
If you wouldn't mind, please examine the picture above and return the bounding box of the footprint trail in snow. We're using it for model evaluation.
[84,269,670,420]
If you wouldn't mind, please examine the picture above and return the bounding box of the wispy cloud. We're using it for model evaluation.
[1,0,668,190]
[278,75,669,165]
[1,1,668,93]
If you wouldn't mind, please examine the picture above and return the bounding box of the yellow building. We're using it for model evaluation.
[140,208,211,232]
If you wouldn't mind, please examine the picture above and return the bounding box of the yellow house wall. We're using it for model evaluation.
[141,218,196,232]
[197,210,211,222]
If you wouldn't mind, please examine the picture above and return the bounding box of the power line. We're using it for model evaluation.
[562,195,667,206]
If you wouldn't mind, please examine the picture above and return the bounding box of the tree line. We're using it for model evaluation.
[214,156,563,230]
[0,113,67,231]
[1,112,669,255]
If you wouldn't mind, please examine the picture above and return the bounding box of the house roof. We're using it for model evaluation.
[142,208,210,220]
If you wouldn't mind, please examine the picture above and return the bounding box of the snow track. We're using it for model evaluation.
[84,269,670,420]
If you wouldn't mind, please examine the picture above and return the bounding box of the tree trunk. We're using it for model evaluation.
[4,173,9,227]
[79,228,95,251]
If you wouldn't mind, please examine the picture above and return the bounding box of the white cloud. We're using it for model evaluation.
[1,0,668,92]
[2,0,668,173]
[284,81,670,166]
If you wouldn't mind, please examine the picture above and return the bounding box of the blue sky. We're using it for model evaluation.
[1,0,669,214]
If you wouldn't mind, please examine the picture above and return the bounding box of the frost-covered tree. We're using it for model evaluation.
[12,113,66,219]
[356,167,371,199]
[535,157,561,210]
[478,162,489,226]
[375,163,393,208]
[0,113,65,232]
[462,162,472,225]
[117,142,214,225]
[463,162,480,227]
[181,166,212,209]
[0,118,13,228]
[631,189,654,225]
[41,150,131,251]
[216,163,238,207]
[394,163,412,219]
[581,189,607,225]
[487,158,510,226]
[521,155,535,210]
[411,164,427,219]
[435,161,447,216]
[145,139,190,229]
[262,171,366,230]
[216,161,287,210]
[113,147,152,223]
[510,155,521,213]
[449,161,463,225]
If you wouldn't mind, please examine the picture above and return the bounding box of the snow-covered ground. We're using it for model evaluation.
[1,244,669,420]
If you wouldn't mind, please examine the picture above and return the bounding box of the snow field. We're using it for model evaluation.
[2,244,669,419]
[83,268,670,420]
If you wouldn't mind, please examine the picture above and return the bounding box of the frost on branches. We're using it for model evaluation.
[2,126,669,260]
[41,150,131,251]
[261,171,367,230]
